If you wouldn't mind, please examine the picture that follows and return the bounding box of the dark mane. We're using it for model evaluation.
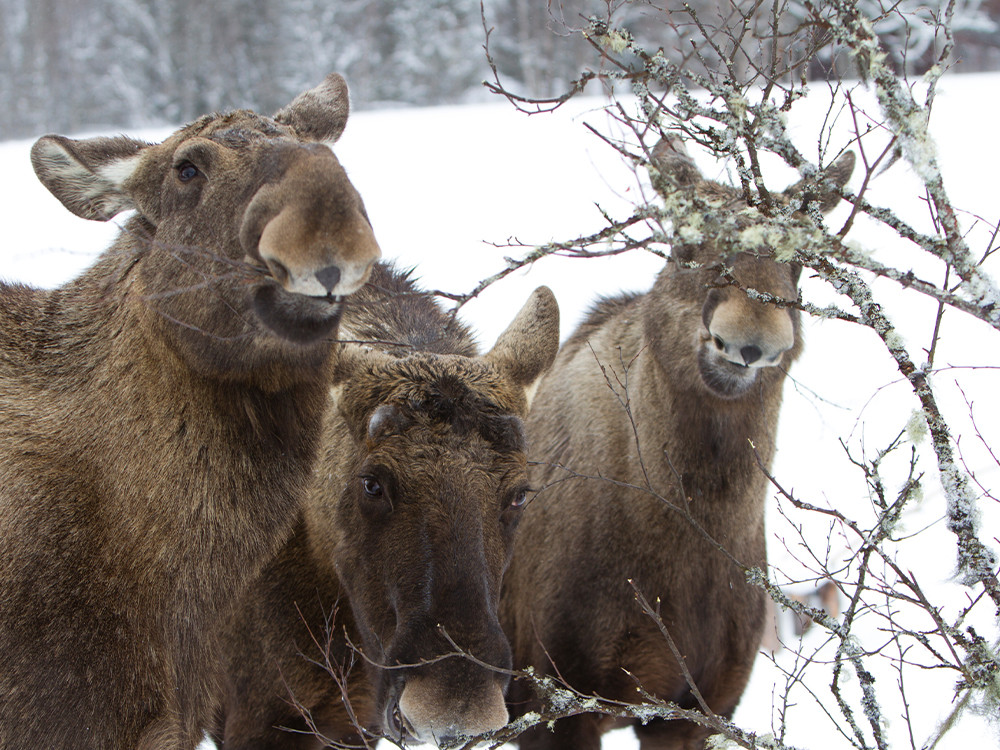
[343,262,477,357]
[562,291,641,355]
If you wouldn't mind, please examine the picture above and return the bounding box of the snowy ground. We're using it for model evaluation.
[2,72,997,749]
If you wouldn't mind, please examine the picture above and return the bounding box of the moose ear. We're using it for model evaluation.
[785,151,856,214]
[483,286,560,412]
[329,345,371,404]
[30,135,146,221]
[274,73,351,144]
[649,134,703,194]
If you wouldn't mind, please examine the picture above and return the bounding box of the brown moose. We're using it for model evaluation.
[0,74,380,750]
[212,263,560,748]
[501,137,854,749]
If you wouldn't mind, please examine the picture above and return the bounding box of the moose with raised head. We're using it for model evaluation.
[0,74,380,750]
[501,136,854,749]
[212,263,560,748]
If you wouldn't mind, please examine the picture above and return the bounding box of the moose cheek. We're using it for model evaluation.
[358,495,392,520]
[160,181,203,215]
[501,507,523,543]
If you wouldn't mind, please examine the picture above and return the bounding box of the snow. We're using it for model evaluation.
[1,72,998,749]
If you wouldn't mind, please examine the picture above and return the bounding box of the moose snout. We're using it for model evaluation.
[706,302,795,369]
[396,671,509,745]
[256,206,377,299]
[709,333,781,367]
[240,147,380,301]
[382,613,512,745]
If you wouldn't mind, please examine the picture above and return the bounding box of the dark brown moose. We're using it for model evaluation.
[213,264,560,748]
[0,74,380,750]
[501,137,854,749]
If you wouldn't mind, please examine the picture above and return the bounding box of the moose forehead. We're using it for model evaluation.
[154,111,304,160]
[185,110,291,140]
[678,241,797,272]
[351,371,526,455]
[370,399,527,456]
[146,112,340,191]
[349,355,521,410]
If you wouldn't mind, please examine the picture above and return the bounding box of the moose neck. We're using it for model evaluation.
[4,239,331,617]
[637,271,790,526]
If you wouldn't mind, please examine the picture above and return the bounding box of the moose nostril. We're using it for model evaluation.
[315,264,341,294]
[384,694,405,740]
[713,335,725,351]
[265,259,289,286]
[741,345,762,365]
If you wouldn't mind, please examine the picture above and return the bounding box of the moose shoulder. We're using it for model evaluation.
[0,74,379,750]
[214,264,560,748]
[501,137,854,749]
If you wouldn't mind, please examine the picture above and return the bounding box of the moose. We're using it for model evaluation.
[0,74,380,749]
[212,263,560,748]
[501,137,854,748]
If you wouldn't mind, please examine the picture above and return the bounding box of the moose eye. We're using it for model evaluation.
[509,489,529,509]
[361,476,383,498]
[176,162,200,183]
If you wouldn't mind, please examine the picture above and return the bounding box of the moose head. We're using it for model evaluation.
[30,73,380,387]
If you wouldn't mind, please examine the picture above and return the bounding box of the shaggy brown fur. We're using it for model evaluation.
[0,74,380,750]
[501,138,854,749]
[213,264,560,748]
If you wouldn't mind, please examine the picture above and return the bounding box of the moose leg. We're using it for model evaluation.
[633,664,750,750]
[214,725,348,750]
[634,716,713,749]
[215,710,359,750]
[516,713,603,750]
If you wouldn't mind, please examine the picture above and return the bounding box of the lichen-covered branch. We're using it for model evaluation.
[470,1,1000,748]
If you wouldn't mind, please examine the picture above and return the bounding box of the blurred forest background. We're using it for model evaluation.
[1,0,999,139]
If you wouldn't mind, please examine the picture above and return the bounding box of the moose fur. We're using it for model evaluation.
[501,138,854,749]
[213,263,560,748]
[0,74,380,750]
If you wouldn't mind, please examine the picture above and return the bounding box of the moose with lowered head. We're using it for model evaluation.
[213,264,560,748]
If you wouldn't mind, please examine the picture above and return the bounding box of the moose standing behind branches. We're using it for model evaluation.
[0,74,380,750]
[501,136,854,749]
[213,264,560,748]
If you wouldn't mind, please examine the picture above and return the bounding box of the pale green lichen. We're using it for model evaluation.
[726,90,748,121]
[596,28,630,53]
[905,409,928,444]
[845,239,872,257]
[770,224,825,264]
[884,329,906,352]
[739,224,767,249]
[706,735,740,749]
[961,272,1000,323]
[678,223,704,244]
[902,109,939,182]
[923,63,943,83]
[772,232,799,263]
[967,638,1000,733]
